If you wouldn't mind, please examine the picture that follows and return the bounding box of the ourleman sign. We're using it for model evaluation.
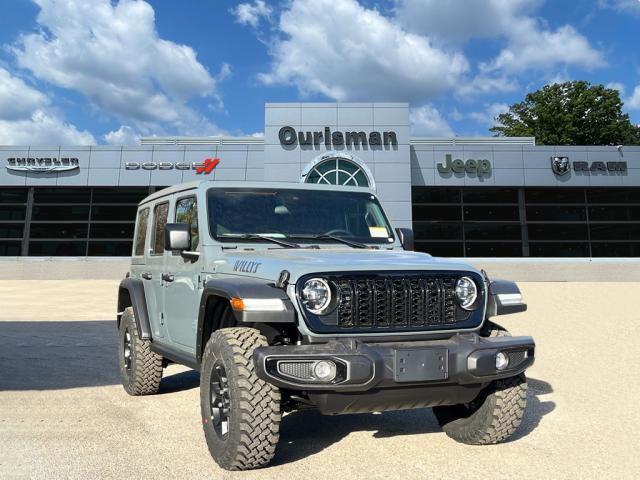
[6,157,79,173]
[437,154,492,176]
[279,126,398,148]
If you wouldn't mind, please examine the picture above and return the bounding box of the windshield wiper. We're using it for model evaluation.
[221,233,301,248]
[290,234,374,249]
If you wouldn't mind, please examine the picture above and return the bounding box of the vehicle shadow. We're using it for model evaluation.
[271,376,555,466]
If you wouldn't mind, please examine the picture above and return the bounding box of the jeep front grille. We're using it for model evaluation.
[298,271,484,334]
[334,276,458,329]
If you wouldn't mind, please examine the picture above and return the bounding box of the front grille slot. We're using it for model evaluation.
[332,274,466,331]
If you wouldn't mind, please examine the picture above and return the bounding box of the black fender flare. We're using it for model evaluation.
[118,278,153,340]
[486,279,527,317]
[196,276,296,362]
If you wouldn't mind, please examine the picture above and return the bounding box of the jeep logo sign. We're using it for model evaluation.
[437,154,491,176]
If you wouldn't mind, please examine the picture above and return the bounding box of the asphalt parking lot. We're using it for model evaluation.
[1,280,639,479]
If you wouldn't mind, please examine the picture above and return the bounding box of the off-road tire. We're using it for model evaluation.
[200,327,281,471]
[432,323,528,444]
[118,306,163,395]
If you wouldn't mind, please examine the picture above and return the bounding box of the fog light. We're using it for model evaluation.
[495,352,509,370]
[313,360,337,381]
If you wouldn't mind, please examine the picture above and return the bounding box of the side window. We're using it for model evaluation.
[151,202,169,255]
[133,207,149,256]
[175,197,199,250]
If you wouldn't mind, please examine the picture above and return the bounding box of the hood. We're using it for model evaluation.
[212,247,480,282]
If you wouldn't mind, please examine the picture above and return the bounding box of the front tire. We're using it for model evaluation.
[118,307,163,395]
[200,327,281,471]
[432,323,528,444]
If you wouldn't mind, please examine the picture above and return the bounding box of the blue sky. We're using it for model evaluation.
[0,0,639,144]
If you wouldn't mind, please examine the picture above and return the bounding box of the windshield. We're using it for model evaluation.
[207,188,394,245]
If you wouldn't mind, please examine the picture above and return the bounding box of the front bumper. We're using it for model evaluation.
[254,333,534,414]
[254,333,534,393]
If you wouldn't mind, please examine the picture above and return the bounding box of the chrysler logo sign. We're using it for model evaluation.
[6,157,79,173]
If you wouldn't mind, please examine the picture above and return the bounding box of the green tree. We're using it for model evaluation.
[490,81,640,145]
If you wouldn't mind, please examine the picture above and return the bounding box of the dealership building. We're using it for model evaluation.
[1,102,639,259]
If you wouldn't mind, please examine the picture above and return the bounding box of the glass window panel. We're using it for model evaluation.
[91,205,138,221]
[528,223,588,240]
[0,223,24,239]
[92,187,150,204]
[588,206,640,222]
[590,243,640,257]
[463,188,518,203]
[134,208,149,256]
[175,197,199,250]
[529,242,589,257]
[526,205,586,221]
[0,206,26,221]
[31,205,89,221]
[0,188,27,203]
[88,241,133,256]
[33,188,90,203]
[415,241,463,257]
[590,224,640,240]
[412,187,460,204]
[464,205,519,221]
[30,223,88,239]
[413,205,461,221]
[525,188,584,204]
[464,223,521,240]
[28,241,87,256]
[0,241,21,256]
[586,188,640,204]
[465,243,523,257]
[413,222,462,240]
[90,223,135,239]
[152,202,169,255]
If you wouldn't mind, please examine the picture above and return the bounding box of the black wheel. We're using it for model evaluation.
[118,307,163,396]
[200,327,281,471]
[432,323,528,445]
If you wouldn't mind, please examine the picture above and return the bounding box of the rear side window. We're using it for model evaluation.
[175,197,199,250]
[133,208,149,256]
[151,202,169,255]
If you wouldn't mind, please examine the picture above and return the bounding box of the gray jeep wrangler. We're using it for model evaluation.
[117,181,534,471]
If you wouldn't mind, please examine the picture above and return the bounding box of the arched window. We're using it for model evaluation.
[304,157,371,187]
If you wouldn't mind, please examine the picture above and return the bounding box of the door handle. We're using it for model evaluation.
[141,272,152,280]
[162,273,175,282]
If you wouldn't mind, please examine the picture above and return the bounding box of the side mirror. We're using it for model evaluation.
[395,227,414,251]
[165,223,191,251]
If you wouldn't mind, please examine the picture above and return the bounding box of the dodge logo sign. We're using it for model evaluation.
[551,156,570,176]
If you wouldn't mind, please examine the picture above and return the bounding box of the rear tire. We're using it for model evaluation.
[432,323,528,444]
[200,327,281,471]
[118,307,163,396]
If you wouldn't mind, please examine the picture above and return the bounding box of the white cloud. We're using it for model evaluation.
[599,0,640,14]
[456,74,519,97]
[0,68,49,120]
[0,66,95,144]
[626,85,640,110]
[104,125,139,145]
[607,82,625,95]
[259,0,468,101]
[13,0,224,135]
[410,105,454,136]
[468,103,509,126]
[232,0,272,27]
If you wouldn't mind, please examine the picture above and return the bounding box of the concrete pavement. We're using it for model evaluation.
[1,281,639,479]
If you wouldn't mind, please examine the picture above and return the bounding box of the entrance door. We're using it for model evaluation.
[163,194,202,350]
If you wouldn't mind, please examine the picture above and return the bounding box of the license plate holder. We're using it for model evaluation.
[394,348,449,382]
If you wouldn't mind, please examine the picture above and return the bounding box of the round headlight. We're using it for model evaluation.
[455,276,478,310]
[302,278,331,314]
